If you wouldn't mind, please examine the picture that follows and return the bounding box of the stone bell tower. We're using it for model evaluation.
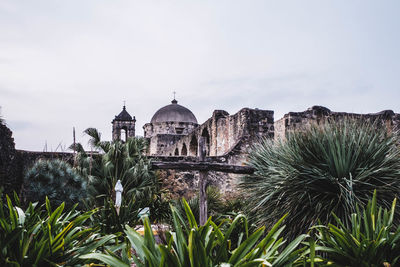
[112,105,136,141]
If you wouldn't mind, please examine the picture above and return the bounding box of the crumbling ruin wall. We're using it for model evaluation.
[275,106,400,140]
[152,108,274,199]
[144,121,198,155]
[152,156,243,199]
[160,108,274,160]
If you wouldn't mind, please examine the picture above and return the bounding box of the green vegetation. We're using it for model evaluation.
[24,159,87,209]
[72,128,164,234]
[6,119,400,266]
[82,199,308,266]
[0,193,114,266]
[240,119,400,239]
[312,190,400,266]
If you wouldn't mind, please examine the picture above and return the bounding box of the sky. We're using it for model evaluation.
[1,0,399,151]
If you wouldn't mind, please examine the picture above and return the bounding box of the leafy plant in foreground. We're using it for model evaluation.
[82,199,308,266]
[0,193,114,266]
[311,190,400,266]
[240,119,400,239]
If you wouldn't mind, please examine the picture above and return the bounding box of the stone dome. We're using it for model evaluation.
[150,99,198,124]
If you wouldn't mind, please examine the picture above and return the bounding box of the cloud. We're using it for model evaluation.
[0,0,399,150]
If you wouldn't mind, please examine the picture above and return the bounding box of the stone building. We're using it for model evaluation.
[141,98,275,198]
[112,105,136,141]
[143,98,199,155]
[143,98,274,164]
[3,100,398,200]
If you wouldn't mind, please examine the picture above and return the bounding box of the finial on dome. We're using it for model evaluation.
[123,100,126,110]
[172,91,178,104]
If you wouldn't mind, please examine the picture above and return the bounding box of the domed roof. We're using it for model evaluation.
[151,99,198,124]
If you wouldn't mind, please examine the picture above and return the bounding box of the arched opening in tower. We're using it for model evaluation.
[181,143,188,156]
[120,127,127,142]
[189,136,198,156]
[174,147,179,156]
[201,128,211,156]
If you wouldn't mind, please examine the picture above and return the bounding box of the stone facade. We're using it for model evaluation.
[143,99,199,155]
[144,122,198,155]
[275,106,400,141]
[4,104,399,200]
[153,108,274,159]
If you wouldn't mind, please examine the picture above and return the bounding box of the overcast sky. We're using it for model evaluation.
[1,0,399,151]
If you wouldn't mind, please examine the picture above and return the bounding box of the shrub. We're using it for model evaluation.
[311,191,400,266]
[0,193,114,266]
[24,159,87,209]
[81,199,308,266]
[240,119,400,239]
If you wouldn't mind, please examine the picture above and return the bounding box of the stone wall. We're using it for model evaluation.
[160,108,274,161]
[275,106,400,140]
[144,121,198,155]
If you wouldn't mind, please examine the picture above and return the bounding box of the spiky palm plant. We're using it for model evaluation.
[240,118,400,239]
[72,128,161,233]
[24,159,87,209]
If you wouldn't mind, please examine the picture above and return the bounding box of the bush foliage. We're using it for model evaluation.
[24,159,87,209]
[240,119,400,239]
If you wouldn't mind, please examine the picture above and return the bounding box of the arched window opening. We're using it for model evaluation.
[174,148,179,156]
[120,128,127,142]
[201,128,211,156]
[189,136,198,156]
[181,143,188,156]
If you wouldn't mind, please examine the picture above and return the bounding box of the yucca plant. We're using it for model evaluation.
[82,199,308,266]
[240,119,400,239]
[310,190,400,266]
[24,159,87,209]
[0,193,115,266]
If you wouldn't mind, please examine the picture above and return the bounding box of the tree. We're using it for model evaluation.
[72,128,162,233]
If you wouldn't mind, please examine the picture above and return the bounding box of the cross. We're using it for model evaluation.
[123,100,126,106]
[173,91,176,100]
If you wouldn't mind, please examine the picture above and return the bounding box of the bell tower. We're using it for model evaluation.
[112,105,136,141]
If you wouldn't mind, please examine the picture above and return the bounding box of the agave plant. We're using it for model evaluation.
[0,193,115,266]
[240,119,400,239]
[81,199,308,266]
[23,159,87,209]
[311,190,400,266]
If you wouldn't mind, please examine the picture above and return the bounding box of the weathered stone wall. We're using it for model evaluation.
[159,169,239,200]
[144,121,198,155]
[275,106,400,140]
[160,108,274,160]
